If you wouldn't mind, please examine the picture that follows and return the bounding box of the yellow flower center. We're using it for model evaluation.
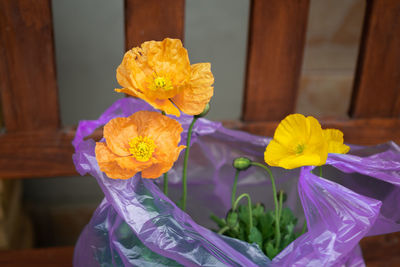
[295,144,305,154]
[150,76,173,91]
[128,136,156,162]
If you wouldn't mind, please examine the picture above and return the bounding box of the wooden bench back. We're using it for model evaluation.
[1,0,400,179]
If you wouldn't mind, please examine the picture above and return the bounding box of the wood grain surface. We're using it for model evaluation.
[125,0,185,49]
[350,0,400,118]
[0,0,60,132]
[0,246,74,267]
[0,233,399,266]
[0,129,77,179]
[1,118,399,179]
[243,0,310,122]
[360,232,400,267]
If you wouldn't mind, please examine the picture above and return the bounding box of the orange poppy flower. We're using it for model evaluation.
[115,38,214,117]
[95,111,185,179]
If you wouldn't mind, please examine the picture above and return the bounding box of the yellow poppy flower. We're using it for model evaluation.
[264,114,328,169]
[323,129,350,154]
[115,38,214,117]
[95,111,185,179]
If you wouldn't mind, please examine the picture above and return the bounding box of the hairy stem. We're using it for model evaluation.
[181,117,198,211]
[231,170,240,208]
[250,162,281,249]
[233,193,253,234]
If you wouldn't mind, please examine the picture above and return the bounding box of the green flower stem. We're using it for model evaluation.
[319,165,323,177]
[160,111,169,196]
[231,170,240,207]
[233,193,253,234]
[250,162,281,250]
[300,220,307,235]
[181,117,198,211]
[218,226,230,235]
[278,190,283,220]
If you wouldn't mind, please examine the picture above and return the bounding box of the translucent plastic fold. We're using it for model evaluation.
[73,98,400,266]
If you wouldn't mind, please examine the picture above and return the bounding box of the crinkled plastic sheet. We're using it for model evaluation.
[73,98,400,266]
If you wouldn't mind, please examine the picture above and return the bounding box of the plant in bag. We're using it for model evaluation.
[210,114,350,259]
[73,38,400,266]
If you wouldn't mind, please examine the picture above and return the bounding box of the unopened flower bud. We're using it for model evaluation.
[233,157,252,171]
[226,209,239,228]
[194,103,210,118]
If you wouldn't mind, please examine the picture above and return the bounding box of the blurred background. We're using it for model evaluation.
[2,0,365,249]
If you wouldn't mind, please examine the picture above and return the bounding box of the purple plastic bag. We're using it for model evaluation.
[73,98,400,266]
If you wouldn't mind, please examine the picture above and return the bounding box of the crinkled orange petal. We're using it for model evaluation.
[103,117,137,156]
[95,142,136,179]
[130,111,183,155]
[116,47,152,91]
[128,111,185,175]
[115,156,154,172]
[115,87,181,117]
[142,38,191,84]
[141,162,171,179]
[323,129,350,154]
[172,63,214,115]
[141,145,185,179]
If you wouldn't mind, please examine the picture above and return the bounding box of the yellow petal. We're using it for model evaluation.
[323,129,350,154]
[103,117,137,156]
[265,114,328,169]
[264,139,292,167]
[95,142,136,179]
[273,114,310,147]
[172,63,214,115]
[278,153,324,169]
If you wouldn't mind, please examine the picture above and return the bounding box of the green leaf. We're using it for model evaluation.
[281,233,295,249]
[280,208,297,227]
[259,211,274,240]
[252,203,265,218]
[286,223,294,235]
[248,226,263,249]
[238,205,250,229]
[265,241,278,260]
[238,223,246,241]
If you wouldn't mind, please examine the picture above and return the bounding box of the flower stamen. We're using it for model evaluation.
[295,144,305,155]
[149,76,173,91]
[129,136,156,162]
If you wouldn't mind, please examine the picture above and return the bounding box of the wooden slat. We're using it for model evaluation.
[0,246,74,267]
[0,129,78,179]
[0,0,60,132]
[243,0,310,122]
[236,118,400,146]
[350,0,400,118]
[1,119,400,179]
[360,232,400,267]
[125,0,185,49]
[0,235,398,267]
